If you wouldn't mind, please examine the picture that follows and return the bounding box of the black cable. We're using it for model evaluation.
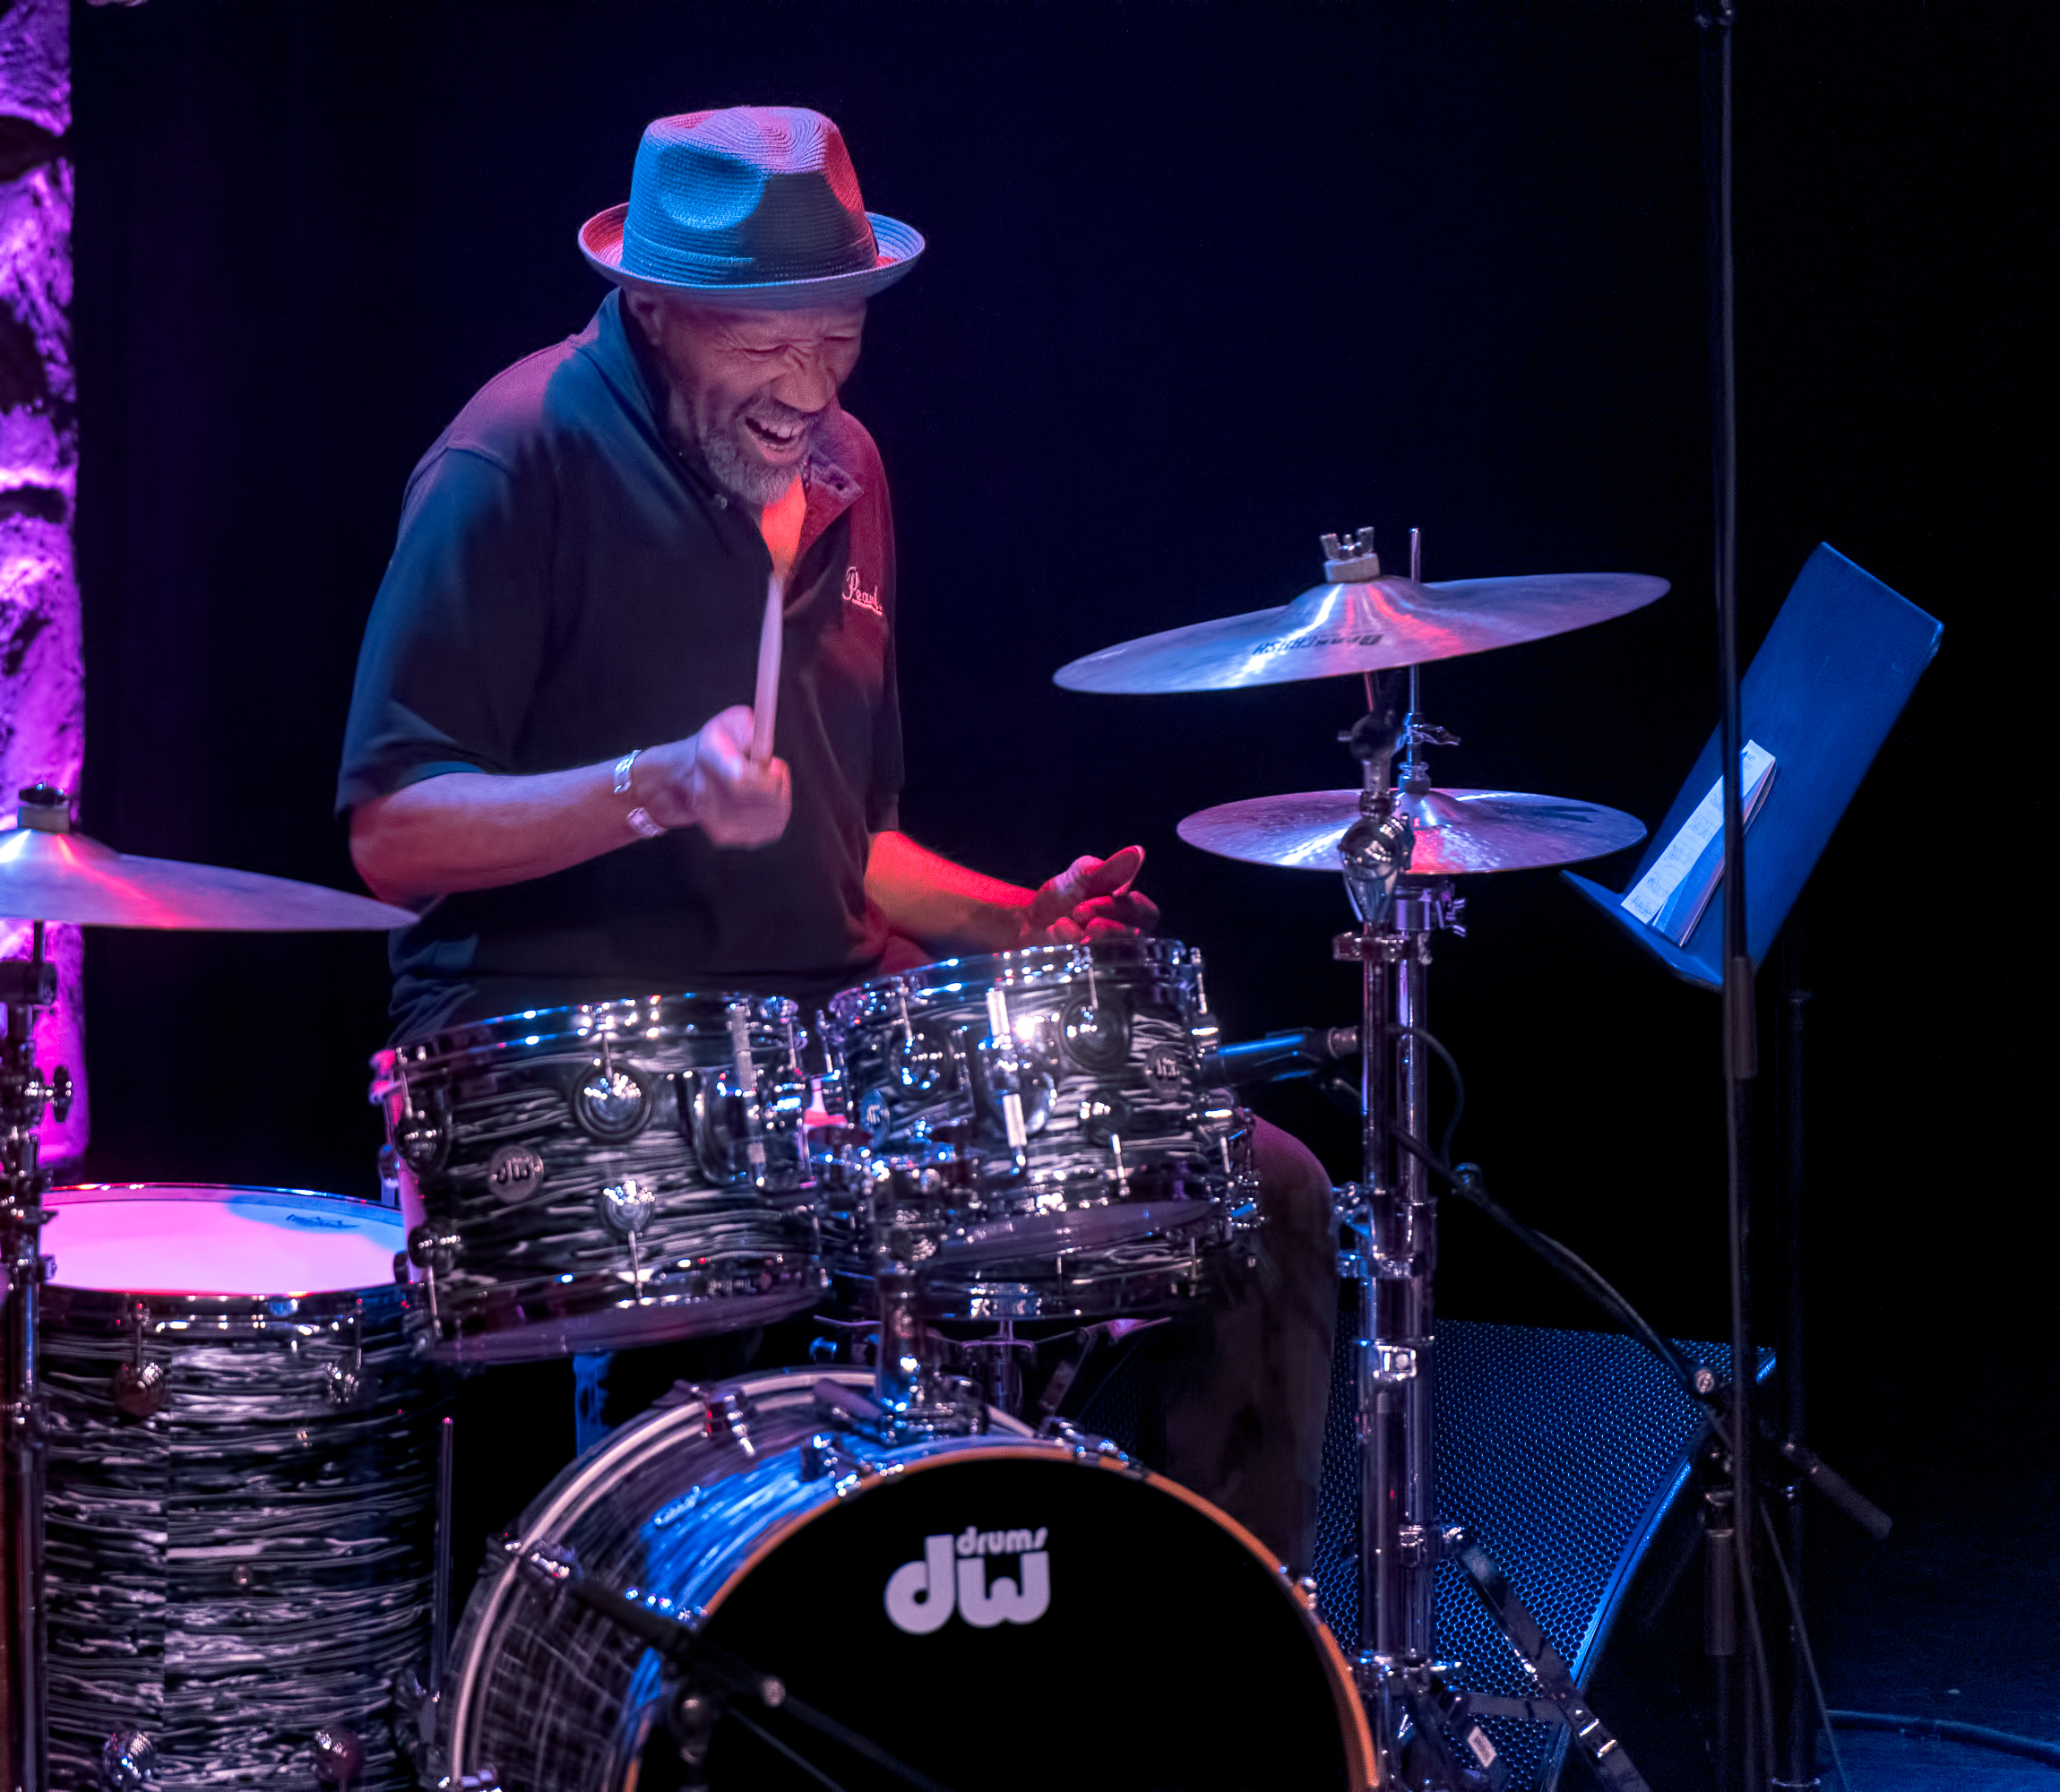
[1387,1022,1466,1162]
[729,1709,849,1791]
[1757,1496,1851,1792]
[1825,1711,2060,1769]
[1383,1127,1785,1774]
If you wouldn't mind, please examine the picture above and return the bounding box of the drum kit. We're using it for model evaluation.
[0,527,1674,1792]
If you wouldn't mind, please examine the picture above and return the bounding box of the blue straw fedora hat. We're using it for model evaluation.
[579,107,923,309]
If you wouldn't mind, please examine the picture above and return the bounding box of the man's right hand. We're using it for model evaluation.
[639,704,792,847]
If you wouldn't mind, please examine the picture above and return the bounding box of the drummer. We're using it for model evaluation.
[336,108,1333,1574]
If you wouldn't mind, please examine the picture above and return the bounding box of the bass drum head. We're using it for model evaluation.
[448,1374,1372,1792]
[666,1452,1370,1791]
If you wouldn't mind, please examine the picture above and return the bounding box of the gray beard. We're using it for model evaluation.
[668,390,808,509]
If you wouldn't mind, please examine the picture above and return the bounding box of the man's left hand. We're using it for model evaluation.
[1020,845,1159,946]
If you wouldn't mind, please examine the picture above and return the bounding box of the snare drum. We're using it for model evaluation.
[39,1185,436,1792]
[823,938,1250,1318]
[371,995,825,1362]
[442,1369,1375,1791]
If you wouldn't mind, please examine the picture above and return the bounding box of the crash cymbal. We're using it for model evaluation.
[0,802,416,930]
[1177,786,1647,877]
[1053,569,1669,694]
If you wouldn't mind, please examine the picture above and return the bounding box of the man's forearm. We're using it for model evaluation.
[865,830,1032,953]
[350,765,639,906]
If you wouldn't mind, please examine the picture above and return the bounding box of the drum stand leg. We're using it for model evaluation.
[0,925,68,1792]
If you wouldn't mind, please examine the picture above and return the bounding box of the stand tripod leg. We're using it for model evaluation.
[1449,1529,1651,1792]
[1704,1478,1739,1792]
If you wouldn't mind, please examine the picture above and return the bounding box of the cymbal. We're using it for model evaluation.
[1177,787,1648,877]
[1053,572,1669,694]
[0,824,417,930]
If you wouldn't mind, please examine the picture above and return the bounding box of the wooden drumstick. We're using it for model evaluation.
[751,572,781,765]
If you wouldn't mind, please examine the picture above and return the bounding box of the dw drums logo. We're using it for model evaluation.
[883,1525,1050,1635]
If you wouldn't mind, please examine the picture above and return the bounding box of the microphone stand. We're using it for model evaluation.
[1696,4,1768,1786]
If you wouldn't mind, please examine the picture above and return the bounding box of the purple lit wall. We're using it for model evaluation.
[0,0,84,1162]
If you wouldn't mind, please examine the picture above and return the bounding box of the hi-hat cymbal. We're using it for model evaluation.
[0,823,417,930]
[1177,787,1647,877]
[1053,571,1669,694]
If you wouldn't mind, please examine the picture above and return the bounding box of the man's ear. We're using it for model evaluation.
[623,289,665,349]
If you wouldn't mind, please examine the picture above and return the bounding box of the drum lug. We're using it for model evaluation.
[99,1727,158,1790]
[685,1383,758,1454]
[323,1305,375,1409]
[797,1429,866,1486]
[1039,1414,1144,1475]
[596,1179,657,1239]
[313,1725,364,1788]
[112,1303,168,1419]
[385,1075,451,1176]
[408,1224,461,1275]
[1077,1090,1132,1149]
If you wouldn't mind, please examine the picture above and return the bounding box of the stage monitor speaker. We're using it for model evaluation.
[1073,1310,1771,1792]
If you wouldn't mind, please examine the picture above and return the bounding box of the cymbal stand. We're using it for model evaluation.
[1334,670,1646,1791]
[0,914,72,1792]
[1336,689,1493,1788]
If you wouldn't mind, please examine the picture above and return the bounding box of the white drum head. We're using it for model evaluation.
[45,1184,404,1297]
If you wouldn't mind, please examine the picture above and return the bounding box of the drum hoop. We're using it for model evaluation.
[41,1185,410,1320]
[828,937,1197,1028]
[371,992,803,1079]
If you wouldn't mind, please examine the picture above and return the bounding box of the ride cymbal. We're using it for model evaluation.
[1177,786,1647,877]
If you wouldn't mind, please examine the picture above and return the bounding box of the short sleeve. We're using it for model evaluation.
[336,445,554,814]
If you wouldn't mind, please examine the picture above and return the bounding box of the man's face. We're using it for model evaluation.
[630,294,866,507]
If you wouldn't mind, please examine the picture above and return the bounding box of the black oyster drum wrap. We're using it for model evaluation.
[372,995,825,1362]
[39,1185,438,1792]
[442,1368,1375,1791]
[823,938,1252,1318]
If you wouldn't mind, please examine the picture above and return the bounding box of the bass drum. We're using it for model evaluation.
[444,1369,1375,1792]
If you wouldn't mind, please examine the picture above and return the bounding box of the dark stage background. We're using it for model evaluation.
[66,0,2053,1506]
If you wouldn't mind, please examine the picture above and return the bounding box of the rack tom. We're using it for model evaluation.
[824,938,1250,1318]
[371,995,824,1363]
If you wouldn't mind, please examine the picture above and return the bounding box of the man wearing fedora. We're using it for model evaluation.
[338,108,1334,1577]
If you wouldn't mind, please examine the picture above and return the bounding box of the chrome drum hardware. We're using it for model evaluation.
[824,938,1251,1319]
[371,995,825,1363]
[38,1184,437,1792]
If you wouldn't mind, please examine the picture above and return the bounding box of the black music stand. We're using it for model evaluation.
[1563,541,1941,986]
[1564,539,1939,1787]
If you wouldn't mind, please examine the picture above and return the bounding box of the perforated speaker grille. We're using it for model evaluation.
[1073,1311,1768,1792]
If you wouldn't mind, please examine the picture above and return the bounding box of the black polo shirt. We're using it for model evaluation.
[337,291,901,1040]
